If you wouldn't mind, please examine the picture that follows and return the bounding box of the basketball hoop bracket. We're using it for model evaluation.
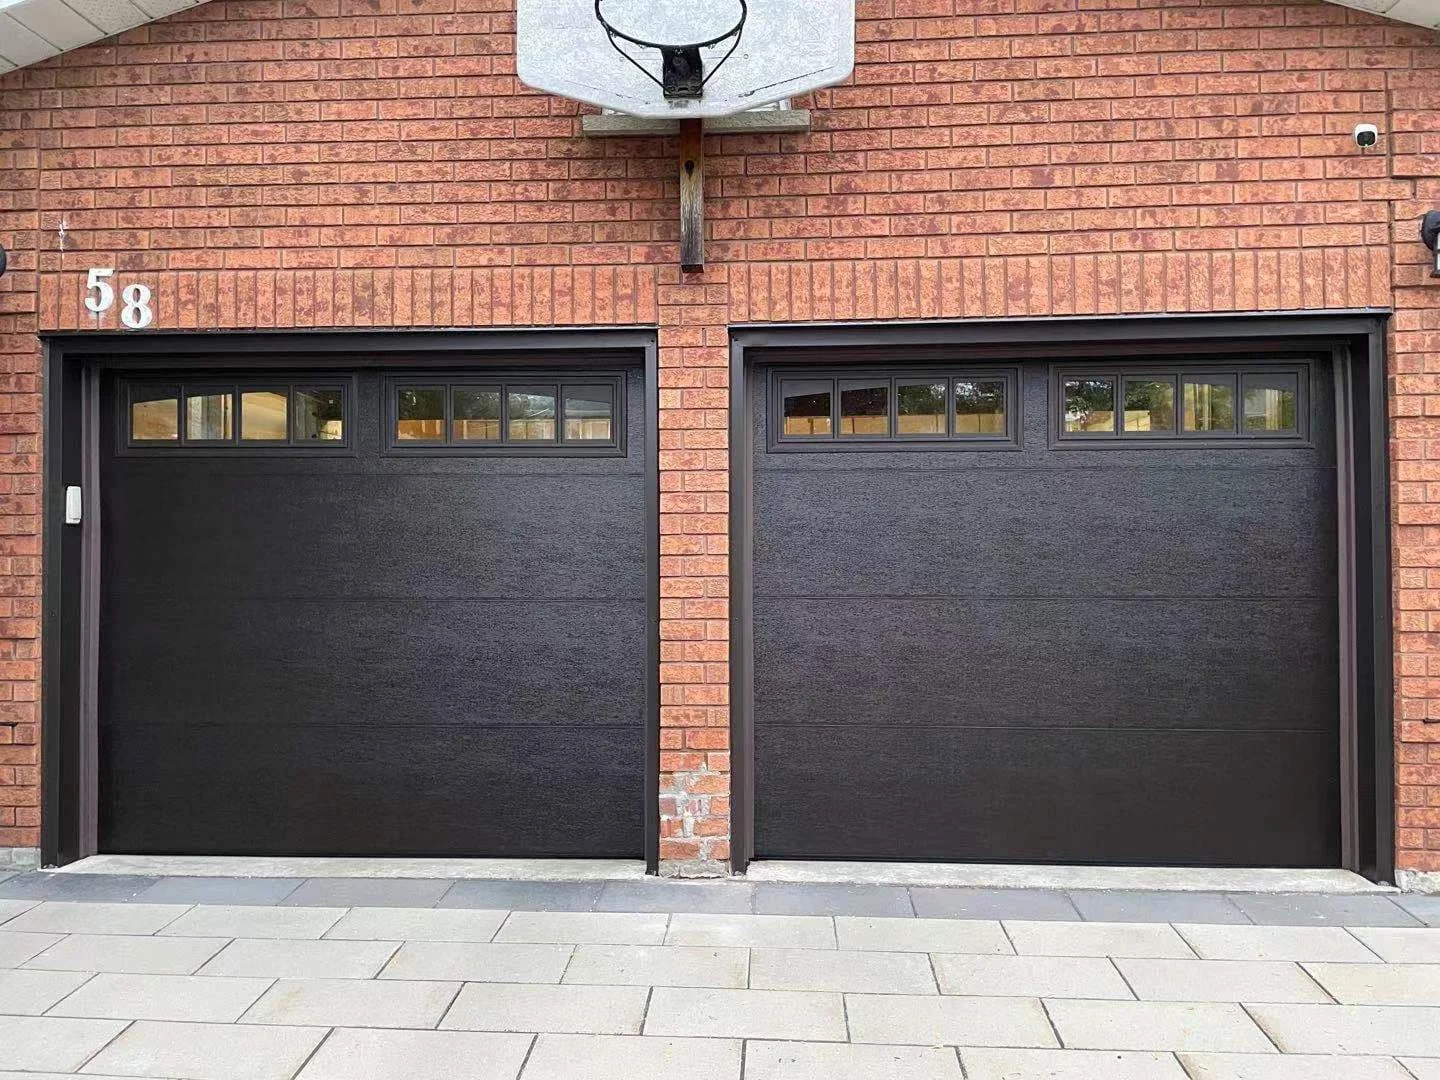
[594,0,746,100]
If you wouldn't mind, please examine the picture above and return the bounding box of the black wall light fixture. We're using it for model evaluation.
[0,242,7,280]
[1423,211,1440,278]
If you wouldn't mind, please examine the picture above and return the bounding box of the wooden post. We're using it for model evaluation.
[679,118,704,273]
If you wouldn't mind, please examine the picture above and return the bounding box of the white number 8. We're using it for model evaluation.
[120,284,153,330]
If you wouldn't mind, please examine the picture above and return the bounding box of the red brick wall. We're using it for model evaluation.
[1,0,1438,878]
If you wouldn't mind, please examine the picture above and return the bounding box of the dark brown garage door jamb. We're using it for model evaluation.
[729,311,1393,883]
[41,328,662,873]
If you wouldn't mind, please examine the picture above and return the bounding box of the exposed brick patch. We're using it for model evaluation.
[0,0,1438,875]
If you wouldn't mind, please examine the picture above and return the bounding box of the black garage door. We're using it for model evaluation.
[99,366,647,857]
[751,357,1340,867]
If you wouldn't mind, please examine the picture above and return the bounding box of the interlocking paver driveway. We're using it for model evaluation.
[2,880,1440,1078]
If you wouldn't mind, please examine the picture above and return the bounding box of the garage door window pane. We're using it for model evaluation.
[241,391,288,441]
[396,388,444,442]
[131,387,180,441]
[186,392,233,442]
[1243,373,1298,434]
[954,379,1006,435]
[1063,377,1116,433]
[563,385,614,442]
[1183,378,1235,433]
[296,388,344,442]
[897,381,946,435]
[1123,378,1175,433]
[454,388,501,442]
[782,380,833,437]
[839,380,889,437]
[509,388,557,441]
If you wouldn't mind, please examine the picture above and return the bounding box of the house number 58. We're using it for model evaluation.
[84,268,153,330]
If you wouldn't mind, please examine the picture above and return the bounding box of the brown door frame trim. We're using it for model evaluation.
[729,310,1394,883]
[41,328,662,872]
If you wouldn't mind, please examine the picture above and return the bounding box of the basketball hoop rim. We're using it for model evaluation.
[593,0,748,51]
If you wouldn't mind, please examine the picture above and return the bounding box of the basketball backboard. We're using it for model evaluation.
[516,0,856,120]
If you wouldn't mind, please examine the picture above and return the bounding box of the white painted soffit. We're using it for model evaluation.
[0,0,1436,77]
[0,0,213,75]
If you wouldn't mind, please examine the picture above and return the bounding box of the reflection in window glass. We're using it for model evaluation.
[782,380,832,437]
[839,380,889,437]
[1243,373,1298,434]
[453,388,501,442]
[186,392,234,441]
[1183,378,1235,433]
[131,387,179,441]
[396,388,444,441]
[1063,377,1116,433]
[296,388,344,441]
[954,379,1005,435]
[1123,378,1175,433]
[241,391,288,441]
[897,381,946,435]
[509,387,557,441]
[563,385,614,442]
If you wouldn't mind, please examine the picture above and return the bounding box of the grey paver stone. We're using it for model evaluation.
[521,1034,742,1080]
[746,1041,963,1079]
[836,916,1010,955]
[595,880,754,914]
[664,913,834,949]
[0,900,37,927]
[1227,893,1421,927]
[961,1047,1190,1079]
[0,931,62,968]
[1347,927,1440,963]
[1397,894,1440,927]
[1304,961,1440,1005]
[1044,999,1276,1053]
[324,907,507,943]
[1179,1052,1415,1078]
[1069,891,1248,925]
[380,941,572,983]
[25,933,230,975]
[440,981,648,1035]
[282,878,453,909]
[910,888,1080,921]
[0,874,158,903]
[294,1027,532,1080]
[1116,958,1331,1004]
[1249,1003,1440,1056]
[1401,1060,1440,1079]
[932,953,1132,999]
[159,905,346,940]
[644,986,847,1041]
[750,946,935,993]
[1004,920,1195,959]
[0,968,92,1015]
[1176,925,1380,963]
[243,977,459,1029]
[493,911,666,946]
[82,1019,327,1080]
[753,883,914,917]
[845,993,1057,1047]
[135,877,304,906]
[200,938,399,979]
[49,971,274,1023]
[0,1015,127,1072]
[561,943,746,988]
[438,881,602,912]
[5,902,189,936]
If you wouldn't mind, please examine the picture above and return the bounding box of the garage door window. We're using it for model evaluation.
[1055,364,1308,444]
[125,381,348,450]
[775,370,1017,448]
[387,375,623,455]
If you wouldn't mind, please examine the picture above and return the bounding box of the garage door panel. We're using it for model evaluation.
[105,598,647,729]
[106,472,647,601]
[754,725,1339,866]
[100,722,643,857]
[753,596,1337,733]
[753,466,1336,600]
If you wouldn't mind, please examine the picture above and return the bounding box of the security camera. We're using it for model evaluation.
[1354,123,1379,149]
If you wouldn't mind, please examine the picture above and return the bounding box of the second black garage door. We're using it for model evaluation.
[99,364,648,857]
[751,356,1340,867]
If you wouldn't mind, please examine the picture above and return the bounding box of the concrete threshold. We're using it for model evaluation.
[744,860,1392,894]
[50,855,648,881]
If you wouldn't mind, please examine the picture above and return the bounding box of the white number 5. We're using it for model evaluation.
[84,268,114,314]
